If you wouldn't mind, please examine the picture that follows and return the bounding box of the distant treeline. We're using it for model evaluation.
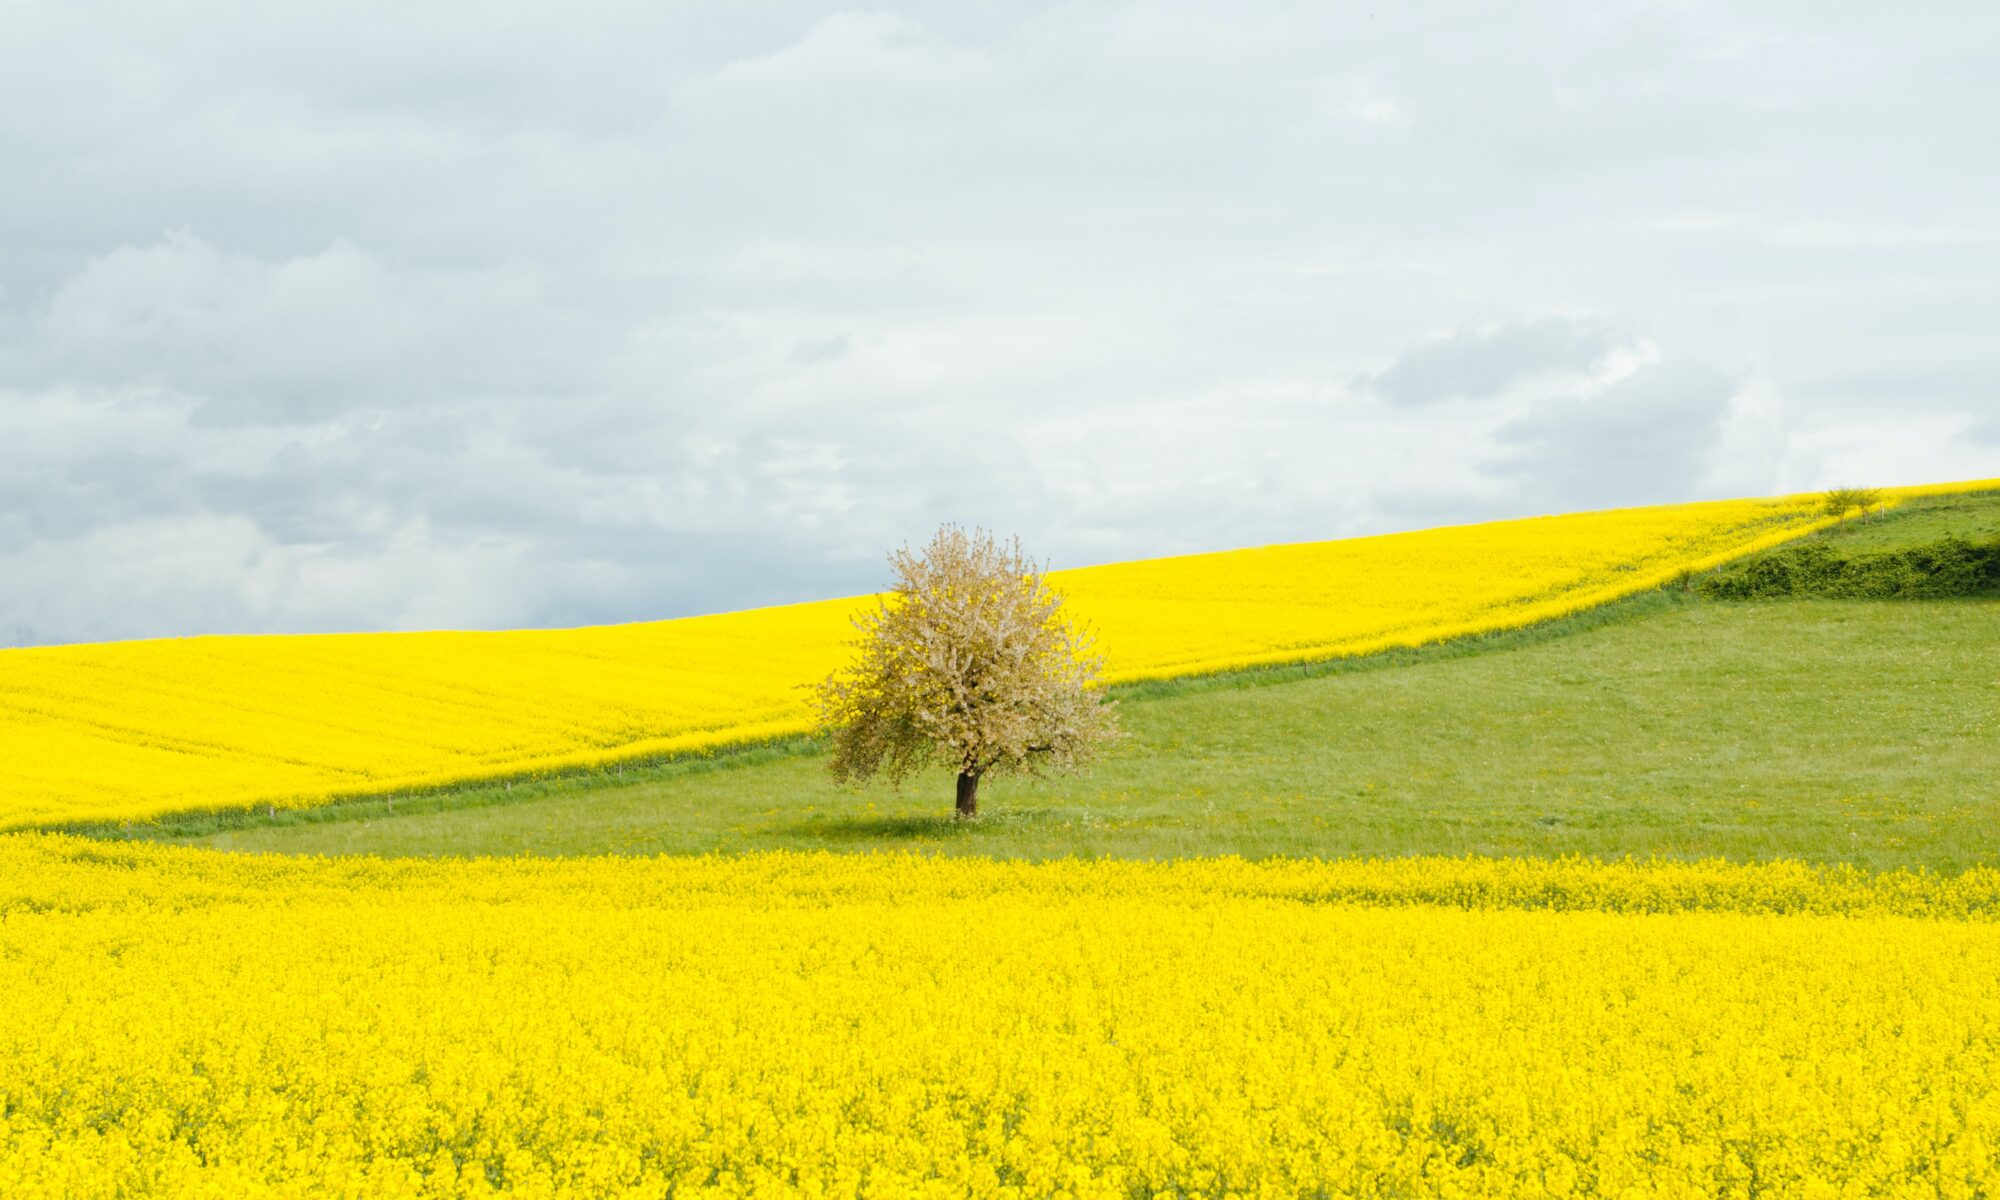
[1701,536,2000,600]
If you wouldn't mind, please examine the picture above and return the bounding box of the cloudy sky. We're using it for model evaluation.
[4,2,1997,645]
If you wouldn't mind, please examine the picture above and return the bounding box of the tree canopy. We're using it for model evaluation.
[811,526,1121,818]
[1822,486,1885,520]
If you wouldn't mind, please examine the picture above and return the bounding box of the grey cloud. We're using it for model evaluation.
[25,233,597,426]
[1491,360,1738,509]
[787,335,852,366]
[1359,316,1635,406]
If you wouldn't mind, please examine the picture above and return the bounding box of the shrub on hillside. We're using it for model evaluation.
[1821,486,1886,520]
[1700,536,2000,600]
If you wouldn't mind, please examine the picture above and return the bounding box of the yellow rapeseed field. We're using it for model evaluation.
[1,481,1991,830]
[4,837,1999,1199]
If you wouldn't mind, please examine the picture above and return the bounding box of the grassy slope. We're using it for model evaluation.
[1817,489,2000,550]
[169,598,1999,870]
[160,491,2000,870]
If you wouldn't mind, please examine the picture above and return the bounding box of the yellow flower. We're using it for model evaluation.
[3,836,1999,1197]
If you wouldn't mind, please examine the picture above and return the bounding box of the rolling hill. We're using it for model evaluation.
[9,487,1937,831]
[147,484,2000,870]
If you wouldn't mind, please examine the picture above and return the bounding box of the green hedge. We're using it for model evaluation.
[1700,536,2000,600]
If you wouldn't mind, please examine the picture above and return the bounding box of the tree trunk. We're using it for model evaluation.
[955,770,981,819]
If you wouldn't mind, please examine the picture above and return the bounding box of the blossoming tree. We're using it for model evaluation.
[812,525,1121,818]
